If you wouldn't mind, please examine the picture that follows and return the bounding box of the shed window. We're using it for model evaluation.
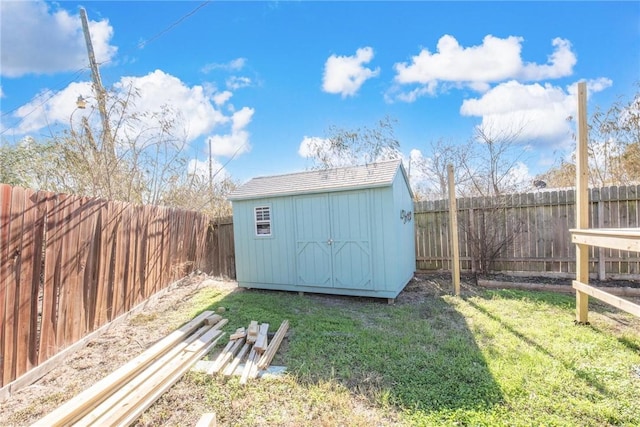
[255,206,271,236]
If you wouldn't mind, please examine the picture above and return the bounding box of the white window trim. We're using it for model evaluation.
[254,205,272,237]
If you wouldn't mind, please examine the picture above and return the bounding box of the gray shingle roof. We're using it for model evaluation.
[228,160,405,200]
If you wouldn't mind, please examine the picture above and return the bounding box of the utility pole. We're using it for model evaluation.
[79,7,114,158]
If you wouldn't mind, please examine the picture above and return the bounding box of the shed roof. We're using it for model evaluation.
[228,159,409,200]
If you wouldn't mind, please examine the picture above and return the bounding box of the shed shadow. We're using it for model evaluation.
[211,285,504,415]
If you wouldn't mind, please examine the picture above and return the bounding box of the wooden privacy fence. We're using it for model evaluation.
[206,217,235,280]
[0,184,234,388]
[415,185,640,278]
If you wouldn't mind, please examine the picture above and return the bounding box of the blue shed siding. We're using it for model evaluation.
[231,161,414,299]
[294,194,333,287]
[232,197,296,286]
[391,168,416,287]
[328,190,373,290]
[367,186,388,290]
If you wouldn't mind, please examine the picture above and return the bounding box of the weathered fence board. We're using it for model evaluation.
[0,185,236,389]
[415,185,640,277]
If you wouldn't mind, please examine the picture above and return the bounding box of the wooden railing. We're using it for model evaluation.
[570,81,640,323]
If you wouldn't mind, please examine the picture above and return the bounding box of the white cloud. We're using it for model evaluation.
[201,58,247,74]
[586,77,615,93]
[207,107,255,157]
[459,79,612,148]
[520,38,576,80]
[0,0,117,77]
[405,149,430,188]
[395,35,523,86]
[7,70,255,161]
[322,47,380,98]
[391,35,576,101]
[115,70,229,141]
[231,106,253,132]
[213,91,233,106]
[226,76,252,90]
[11,81,93,134]
[386,84,438,103]
[508,161,532,189]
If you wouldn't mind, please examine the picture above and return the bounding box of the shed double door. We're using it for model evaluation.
[294,192,373,289]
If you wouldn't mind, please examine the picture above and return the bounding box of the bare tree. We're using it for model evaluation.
[460,121,530,197]
[540,85,640,188]
[2,86,234,218]
[536,159,575,189]
[161,173,236,218]
[304,115,401,169]
[0,137,54,188]
[589,88,640,186]
[411,138,473,200]
[452,121,530,274]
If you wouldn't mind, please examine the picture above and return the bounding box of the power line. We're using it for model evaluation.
[137,1,211,50]
[0,68,90,137]
[0,68,89,120]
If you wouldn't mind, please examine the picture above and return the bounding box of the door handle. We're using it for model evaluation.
[327,238,333,245]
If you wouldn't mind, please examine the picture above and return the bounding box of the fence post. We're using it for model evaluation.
[596,191,606,281]
[468,207,476,274]
[447,165,460,295]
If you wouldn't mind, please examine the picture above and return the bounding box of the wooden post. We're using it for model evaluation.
[448,164,460,296]
[468,207,476,274]
[576,81,590,323]
[597,196,606,281]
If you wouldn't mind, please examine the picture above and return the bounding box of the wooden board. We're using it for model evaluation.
[0,184,14,384]
[73,327,223,427]
[229,327,246,340]
[246,321,259,344]
[16,189,41,376]
[185,323,227,353]
[209,336,245,375]
[92,330,223,427]
[32,311,216,426]
[257,320,289,370]
[223,343,250,377]
[253,323,269,353]
[573,281,640,318]
[196,413,217,427]
[208,340,235,373]
[3,187,25,385]
[239,348,258,385]
[570,228,640,252]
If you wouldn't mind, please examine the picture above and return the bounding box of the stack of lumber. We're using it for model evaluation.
[207,319,289,385]
[32,311,227,427]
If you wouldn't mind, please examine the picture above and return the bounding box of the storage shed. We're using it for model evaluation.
[228,160,415,300]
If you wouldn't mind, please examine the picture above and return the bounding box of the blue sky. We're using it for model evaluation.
[1,1,639,188]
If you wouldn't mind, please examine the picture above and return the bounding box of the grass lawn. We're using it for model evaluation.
[136,279,640,427]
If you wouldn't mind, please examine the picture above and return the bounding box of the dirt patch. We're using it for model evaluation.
[2,273,236,427]
[396,273,474,304]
